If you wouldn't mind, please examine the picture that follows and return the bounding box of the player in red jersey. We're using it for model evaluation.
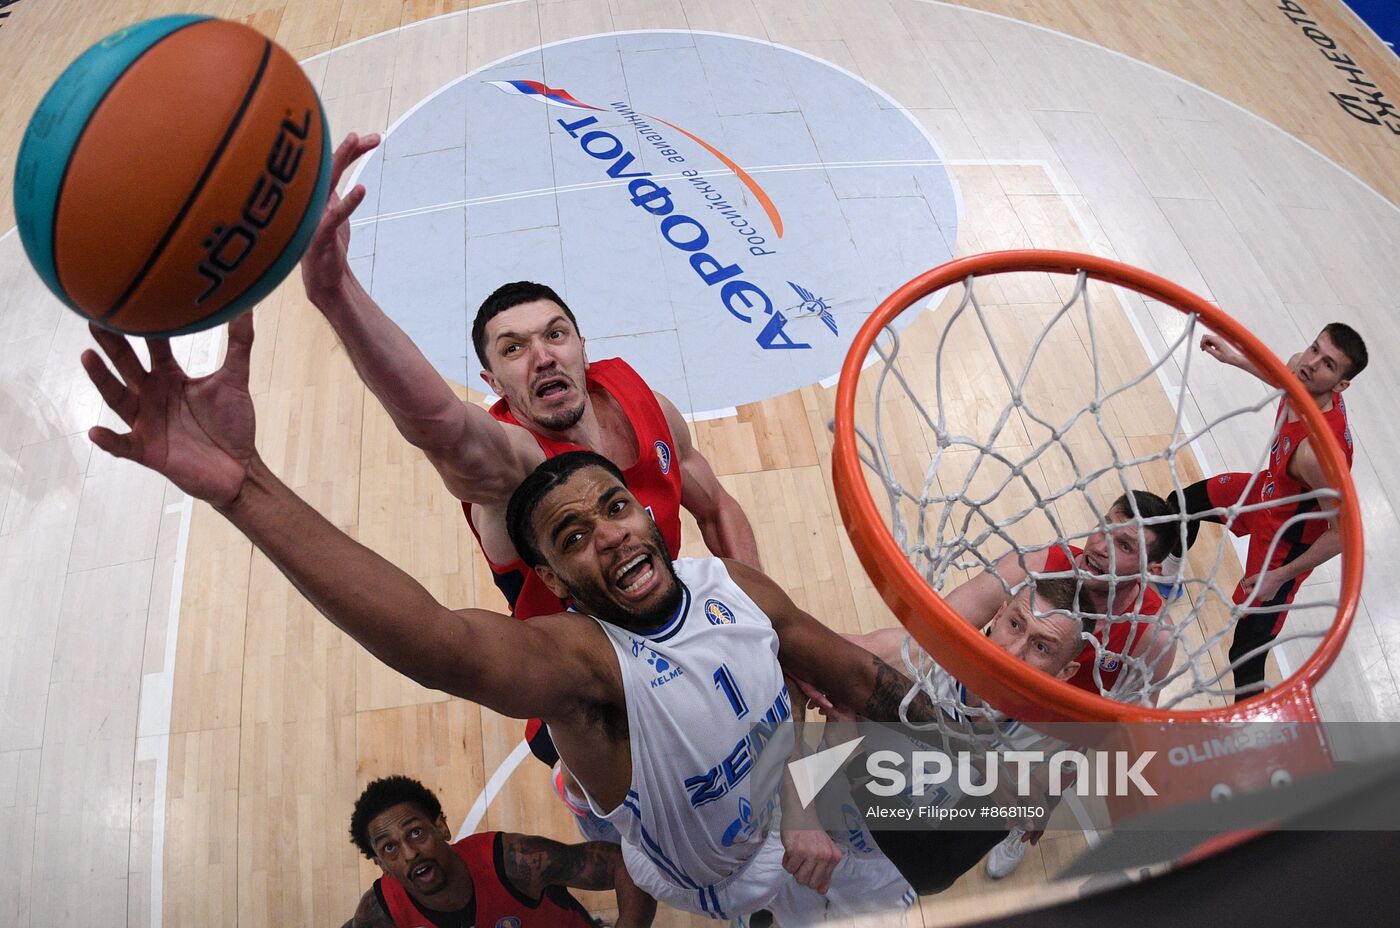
[933,491,1179,702]
[300,136,759,791]
[343,775,654,928]
[842,491,1178,879]
[1155,324,1366,701]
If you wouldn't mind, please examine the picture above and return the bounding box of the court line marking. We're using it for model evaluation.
[1332,0,1400,56]
[1063,787,1100,846]
[456,738,533,840]
[300,0,531,64]
[133,491,195,928]
[342,28,963,228]
[351,159,969,228]
[910,0,1400,219]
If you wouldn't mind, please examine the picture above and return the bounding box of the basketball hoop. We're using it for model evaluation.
[832,250,1362,736]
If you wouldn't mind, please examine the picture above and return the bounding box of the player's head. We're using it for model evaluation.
[349,776,457,898]
[1080,491,1173,585]
[472,281,588,433]
[987,577,1085,681]
[507,451,683,630]
[1294,323,1367,398]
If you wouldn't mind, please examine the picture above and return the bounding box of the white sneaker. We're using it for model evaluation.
[1155,553,1183,583]
[1152,554,1185,599]
[985,826,1028,879]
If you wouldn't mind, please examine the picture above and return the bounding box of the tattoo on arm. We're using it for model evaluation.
[350,889,395,928]
[863,655,937,724]
[503,834,619,897]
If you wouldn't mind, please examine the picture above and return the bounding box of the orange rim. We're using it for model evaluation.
[832,250,1362,724]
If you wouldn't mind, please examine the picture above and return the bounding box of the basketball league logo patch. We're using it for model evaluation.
[655,439,672,474]
[1099,655,1122,673]
[496,918,522,928]
[705,599,736,625]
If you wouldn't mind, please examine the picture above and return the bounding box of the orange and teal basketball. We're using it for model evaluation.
[13,15,331,336]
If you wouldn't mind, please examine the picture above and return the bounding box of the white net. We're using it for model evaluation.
[847,267,1347,739]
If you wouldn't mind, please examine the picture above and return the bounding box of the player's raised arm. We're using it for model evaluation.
[942,547,1041,629]
[1200,332,1268,382]
[300,132,538,505]
[655,392,761,568]
[80,316,604,722]
[722,560,935,726]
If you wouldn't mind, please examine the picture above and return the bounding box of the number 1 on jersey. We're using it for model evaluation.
[713,664,749,719]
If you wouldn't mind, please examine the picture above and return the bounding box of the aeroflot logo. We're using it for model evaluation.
[489,79,837,352]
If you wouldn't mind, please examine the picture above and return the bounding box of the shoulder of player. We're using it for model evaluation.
[1024,548,1053,571]
[499,418,548,461]
[716,557,799,620]
[990,546,1045,581]
[494,832,559,898]
[648,389,694,448]
[717,556,775,597]
[1285,434,1326,486]
[526,611,626,714]
[349,886,394,928]
[440,415,543,504]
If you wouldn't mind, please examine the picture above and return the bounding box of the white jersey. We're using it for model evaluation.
[580,558,795,918]
[816,652,1052,852]
[928,662,1044,753]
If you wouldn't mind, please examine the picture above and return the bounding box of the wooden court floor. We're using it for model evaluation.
[2,1,1399,926]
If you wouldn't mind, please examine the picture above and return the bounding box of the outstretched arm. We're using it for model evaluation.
[1200,332,1268,382]
[722,560,935,725]
[943,548,1035,630]
[221,457,594,716]
[81,318,604,721]
[656,393,761,568]
[301,133,539,504]
[499,834,655,928]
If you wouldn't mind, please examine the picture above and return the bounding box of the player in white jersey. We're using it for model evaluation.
[79,321,920,923]
[579,556,912,920]
[807,579,1085,894]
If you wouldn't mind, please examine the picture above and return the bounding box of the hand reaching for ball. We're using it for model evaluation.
[301,132,381,306]
[82,316,258,507]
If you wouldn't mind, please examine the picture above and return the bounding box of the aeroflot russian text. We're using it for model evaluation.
[556,113,815,352]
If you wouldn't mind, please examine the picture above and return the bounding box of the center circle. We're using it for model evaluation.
[353,31,959,415]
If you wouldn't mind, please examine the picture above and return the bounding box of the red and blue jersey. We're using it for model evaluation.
[464,357,684,619]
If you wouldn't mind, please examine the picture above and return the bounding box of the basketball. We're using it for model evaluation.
[12,15,331,337]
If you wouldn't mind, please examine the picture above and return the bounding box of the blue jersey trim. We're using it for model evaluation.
[642,580,692,643]
[622,789,726,917]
